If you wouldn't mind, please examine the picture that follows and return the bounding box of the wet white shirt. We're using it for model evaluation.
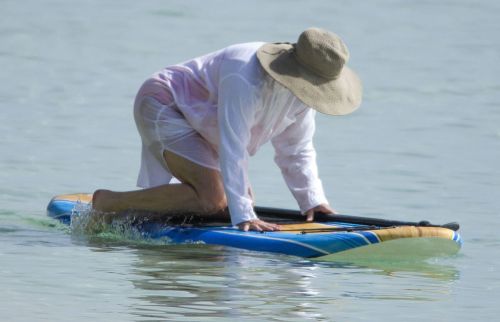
[151,42,328,225]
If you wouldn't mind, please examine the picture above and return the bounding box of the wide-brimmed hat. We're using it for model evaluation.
[256,27,362,115]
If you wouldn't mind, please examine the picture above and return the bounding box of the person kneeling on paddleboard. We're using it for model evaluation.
[92,27,362,232]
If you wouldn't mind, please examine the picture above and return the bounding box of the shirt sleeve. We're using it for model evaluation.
[218,74,258,226]
[271,108,329,213]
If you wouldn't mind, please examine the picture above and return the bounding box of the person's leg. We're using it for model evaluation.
[92,150,227,216]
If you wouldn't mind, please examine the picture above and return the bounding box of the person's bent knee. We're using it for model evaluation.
[199,191,227,214]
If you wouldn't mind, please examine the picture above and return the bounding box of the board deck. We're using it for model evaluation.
[47,193,462,259]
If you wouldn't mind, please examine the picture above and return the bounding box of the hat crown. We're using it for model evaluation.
[294,28,350,80]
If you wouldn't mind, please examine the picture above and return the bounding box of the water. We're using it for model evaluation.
[1,0,499,320]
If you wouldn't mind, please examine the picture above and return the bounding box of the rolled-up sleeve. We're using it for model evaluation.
[218,74,258,225]
[271,108,328,213]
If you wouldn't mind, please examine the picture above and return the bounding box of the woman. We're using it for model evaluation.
[92,27,362,232]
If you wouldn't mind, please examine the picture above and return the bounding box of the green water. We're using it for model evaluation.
[1,0,500,321]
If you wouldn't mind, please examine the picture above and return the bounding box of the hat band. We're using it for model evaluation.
[292,44,341,80]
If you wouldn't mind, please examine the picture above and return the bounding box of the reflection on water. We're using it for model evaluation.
[74,231,460,321]
[316,257,460,282]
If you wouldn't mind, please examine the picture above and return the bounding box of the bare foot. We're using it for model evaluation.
[92,189,115,212]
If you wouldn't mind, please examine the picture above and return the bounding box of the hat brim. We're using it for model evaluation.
[256,43,362,115]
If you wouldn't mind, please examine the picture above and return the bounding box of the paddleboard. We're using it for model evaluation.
[47,193,462,259]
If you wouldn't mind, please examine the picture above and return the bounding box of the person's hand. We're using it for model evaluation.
[237,219,281,232]
[305,204,337,222]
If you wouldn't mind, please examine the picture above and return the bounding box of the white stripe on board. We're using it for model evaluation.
[351,232,372,245]
[363,231,381,243]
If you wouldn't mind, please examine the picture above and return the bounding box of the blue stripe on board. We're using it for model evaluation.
[358,230,380,244]
[453,232,463,246]
[46,200,76,224]
[151,227,331,257]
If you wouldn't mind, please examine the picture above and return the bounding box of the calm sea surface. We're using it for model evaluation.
[1,0,499,321]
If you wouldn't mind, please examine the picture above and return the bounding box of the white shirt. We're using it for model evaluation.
[155,42,328,225]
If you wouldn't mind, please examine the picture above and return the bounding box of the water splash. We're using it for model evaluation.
[68,200,173,245]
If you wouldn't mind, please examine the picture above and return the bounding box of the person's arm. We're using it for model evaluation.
[271,108,335,219]
[218,74,279,231]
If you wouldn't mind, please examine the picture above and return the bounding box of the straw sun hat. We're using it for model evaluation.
[256,27,362,115]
